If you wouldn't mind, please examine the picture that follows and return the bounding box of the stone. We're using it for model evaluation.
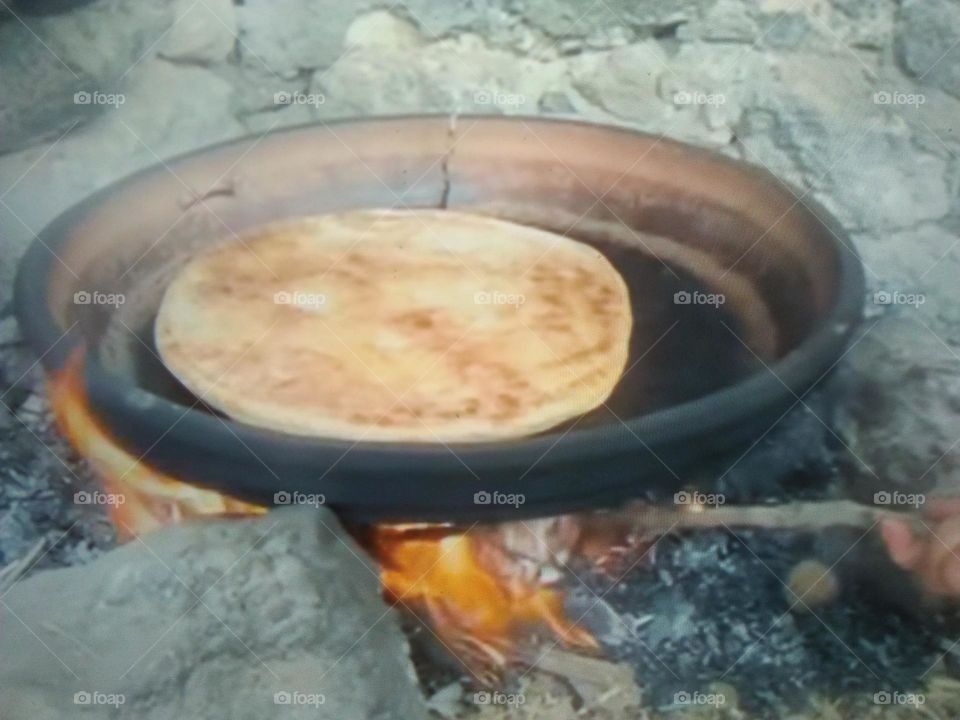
[896,0,960,99]
[842,312,960,493]
[855,223,960,289]
[0,59,246,307]
[314,36,563,118]
[26,0,173,81]
[0,316,21,346]
[571,42,668,118]
[757,11,821,50]
[344,10,425,51]
[0,506,428,720]
[828,0,896,50]
[570,40,765,147]
[425,682,463,718]
[902,87,960,159]
[159,0,237,65]
[235,0,367,77]
[0,27,99,154]
[108,60,247,157]
[814,135,949,233]
[0,0,185,153]
[513,0,706,39]
[743,51,949,232]
[680,0,759,43]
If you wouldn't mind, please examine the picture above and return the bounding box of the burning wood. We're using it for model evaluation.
[370,524,598,684]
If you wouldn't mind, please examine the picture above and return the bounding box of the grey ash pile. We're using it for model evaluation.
[568,525,948,718]
[0,311,114,569]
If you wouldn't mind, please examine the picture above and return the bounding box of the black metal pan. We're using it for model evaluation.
[14,115,864,523]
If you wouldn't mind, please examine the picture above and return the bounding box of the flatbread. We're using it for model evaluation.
[155,209,632,442]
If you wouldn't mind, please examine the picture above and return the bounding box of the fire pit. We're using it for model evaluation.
[10,115,959,720]
[14,115,864,523]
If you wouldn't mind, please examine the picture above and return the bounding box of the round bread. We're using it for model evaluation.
[155,209,632,442]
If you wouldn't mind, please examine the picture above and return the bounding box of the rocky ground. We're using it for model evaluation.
[1,0,959,718]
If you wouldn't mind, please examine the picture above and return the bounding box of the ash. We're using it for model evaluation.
[560,368,951,717]
[0,318,115,569]
[568,526,945,717]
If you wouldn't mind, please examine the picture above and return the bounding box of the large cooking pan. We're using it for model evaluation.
[14,115,864,522]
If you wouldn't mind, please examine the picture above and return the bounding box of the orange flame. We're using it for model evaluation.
[48,351,265,536]
[48,350,597,676]
[372,525,597,678]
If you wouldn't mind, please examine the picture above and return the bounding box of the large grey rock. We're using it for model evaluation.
[896,0,960,99]
[0,506,428,720]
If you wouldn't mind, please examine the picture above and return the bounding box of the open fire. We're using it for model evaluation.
[49,349,600,681]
